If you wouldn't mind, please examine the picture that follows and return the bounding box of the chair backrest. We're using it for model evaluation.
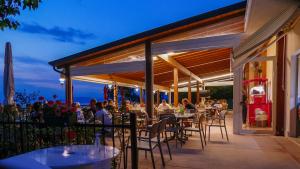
[219,110,227,120]
[158,118,168,134]
[148,121,161,139]
[159,113,177,125]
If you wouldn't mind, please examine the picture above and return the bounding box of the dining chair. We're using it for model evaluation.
[126,121,163,169]
[184,113,206,150]
[159,113,183,148]
[157,118,172,160]
[205,110,229,142]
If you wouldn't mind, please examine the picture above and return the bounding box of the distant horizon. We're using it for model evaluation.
[0,0,242,103]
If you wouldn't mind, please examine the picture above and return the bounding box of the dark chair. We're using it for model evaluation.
[126,121,164,169]
[184,113,206,149]
[159,113,183,148]
[157,118,172,160]
[205,110,229,142]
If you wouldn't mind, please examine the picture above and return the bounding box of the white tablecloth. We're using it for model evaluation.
[0,145,120,169]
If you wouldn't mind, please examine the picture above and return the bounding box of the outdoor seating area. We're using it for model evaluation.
[2,0,300,168]
[0,97,231,169]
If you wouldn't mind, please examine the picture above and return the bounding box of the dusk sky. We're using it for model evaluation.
[0,0,241,102]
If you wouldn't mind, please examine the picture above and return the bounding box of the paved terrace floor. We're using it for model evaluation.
[125,116,300,169]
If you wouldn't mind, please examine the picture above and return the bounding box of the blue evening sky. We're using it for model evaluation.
[0,0,242,102]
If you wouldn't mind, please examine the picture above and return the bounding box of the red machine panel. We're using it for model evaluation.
[243,78,272,127]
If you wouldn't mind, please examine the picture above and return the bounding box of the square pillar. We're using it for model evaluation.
[233,66,243,134]
[174,68,179,107]
[168,91,172,105]
[196,81,200,104]
[145,41,154,118]
[188,77,192,102]
[113,83,118,109]
[139,87,143,104]
[156,90,160,106]
[65,66,73,106]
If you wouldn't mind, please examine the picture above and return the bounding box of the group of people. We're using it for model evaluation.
[157,98,196,111]
[156,98,228,112]
[84,99,116,125]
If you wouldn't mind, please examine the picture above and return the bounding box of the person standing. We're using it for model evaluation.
[241,90,248,126]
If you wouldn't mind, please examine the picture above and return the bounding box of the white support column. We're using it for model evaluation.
[233,66,243,134]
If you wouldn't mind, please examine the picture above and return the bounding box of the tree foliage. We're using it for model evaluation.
[14,89,39,108]
[0,0,41,30]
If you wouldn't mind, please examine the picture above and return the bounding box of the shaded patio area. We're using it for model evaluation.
[126,116,300,169]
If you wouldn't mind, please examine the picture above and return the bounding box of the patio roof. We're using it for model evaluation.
[49,2,246,91]
[49,1,246,68]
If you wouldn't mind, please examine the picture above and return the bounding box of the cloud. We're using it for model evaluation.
[19,23,97,44]
[14,56,48,65]
[23,81,62,90]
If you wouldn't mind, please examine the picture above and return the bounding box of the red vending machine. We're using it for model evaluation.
[243,78,272,127]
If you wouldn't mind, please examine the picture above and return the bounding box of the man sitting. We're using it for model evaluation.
[158,99,171,111]
[182,98,195,110]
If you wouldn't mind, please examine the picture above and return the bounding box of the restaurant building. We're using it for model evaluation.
[49,0,300,137]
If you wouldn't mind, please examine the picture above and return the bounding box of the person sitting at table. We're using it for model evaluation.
[125,100,133,111]
[213,100,223,109]
[89,99,97,114]
[95,102,112,125]
[106,99,115,113]
[73,102,84,122]
[182,98,195,110]
[158,99,171,111]
[103,100,108,108]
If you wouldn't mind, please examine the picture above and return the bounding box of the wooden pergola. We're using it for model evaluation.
[49,2,246,118]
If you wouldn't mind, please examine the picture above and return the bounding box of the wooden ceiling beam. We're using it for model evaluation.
[158,68,230,85]
[73,74,170,91]
[157,54,202,83]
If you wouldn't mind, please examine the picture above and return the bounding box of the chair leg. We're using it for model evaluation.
[175,132,178,148]
[224,126,229,142]
[199,130,204,150]
[201,125,207,145]
[208,126,211,141]
[158,143,165,166]
[165,132,172,160]
[125,147,128,169]
[204,125,207,143]
[180,130,183,147]
[150,149,156,169]
[220,126,224,139]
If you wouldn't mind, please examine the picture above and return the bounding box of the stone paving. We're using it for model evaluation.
[125,117,300,169]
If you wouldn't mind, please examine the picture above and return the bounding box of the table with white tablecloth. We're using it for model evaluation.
[0,145,119,169]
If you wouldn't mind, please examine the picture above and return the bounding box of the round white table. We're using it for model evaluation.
[1,145,119,169]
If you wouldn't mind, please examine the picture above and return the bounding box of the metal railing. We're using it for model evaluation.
[0,111,138,169]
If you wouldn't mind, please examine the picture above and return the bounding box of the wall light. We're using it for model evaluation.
[59,74,65,86]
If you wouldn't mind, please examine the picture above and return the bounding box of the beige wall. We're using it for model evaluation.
[285,20,300,136]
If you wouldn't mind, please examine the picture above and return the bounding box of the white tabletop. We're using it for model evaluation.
[3,145,119,169]
[174,113,195,119]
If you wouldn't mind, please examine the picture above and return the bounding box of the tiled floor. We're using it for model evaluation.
[124,118,300,169]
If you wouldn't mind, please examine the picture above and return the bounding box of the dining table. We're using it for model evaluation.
[173,113,195,143]
[0,145,120,169]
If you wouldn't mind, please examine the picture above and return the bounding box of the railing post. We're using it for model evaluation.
[20,121,24,153]
[130,113,138,169]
